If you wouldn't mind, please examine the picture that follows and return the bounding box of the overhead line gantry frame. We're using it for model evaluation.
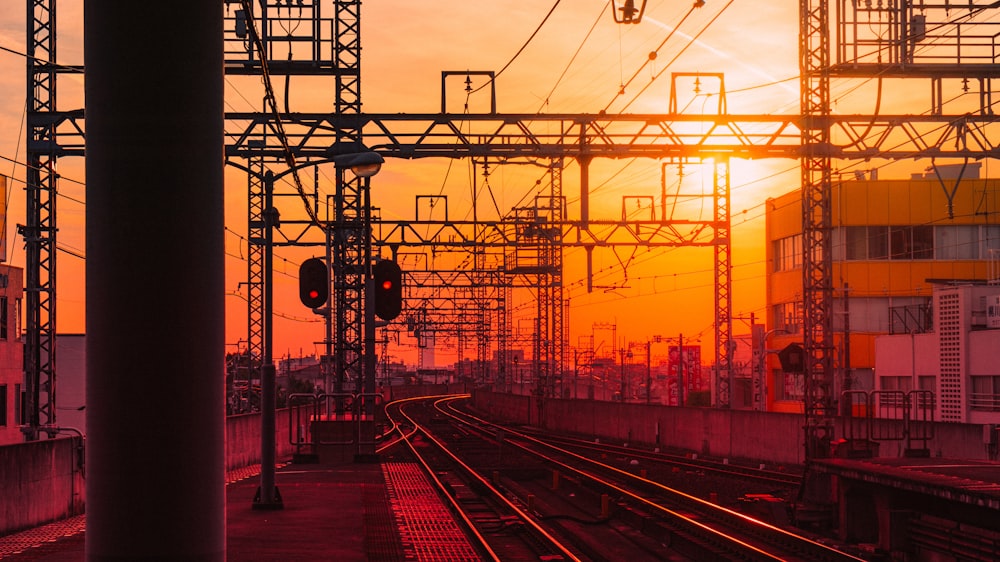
[22,2,1000,457]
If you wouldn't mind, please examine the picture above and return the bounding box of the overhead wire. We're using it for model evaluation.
[237,0,319,225]
[610,0,735,114]
[606,0,703,112]
[0,44,83,73]
[533,3,609,113]
[470,0,564,96]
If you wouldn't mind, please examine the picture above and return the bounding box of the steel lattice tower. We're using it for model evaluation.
[23,0,82,439]
[713,159,733,408]
[799,0,836,459]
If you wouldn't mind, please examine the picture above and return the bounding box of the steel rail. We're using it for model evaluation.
[436,397,864,562]
[385,395,583,562]
[515,427,803,487]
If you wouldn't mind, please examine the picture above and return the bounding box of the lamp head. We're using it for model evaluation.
[334,151,385,178]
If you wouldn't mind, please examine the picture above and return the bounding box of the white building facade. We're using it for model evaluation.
[875,284,1000,425]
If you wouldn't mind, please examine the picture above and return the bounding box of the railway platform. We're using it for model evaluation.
[6,443,1000,560]
[804,455,1000,557]
[0,456,478,561]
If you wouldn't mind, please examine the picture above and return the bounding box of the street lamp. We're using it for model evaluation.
[335,151,384,179]
[333,151,384,423]
[758,328,787,411]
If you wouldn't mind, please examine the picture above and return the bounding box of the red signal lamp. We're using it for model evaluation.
[372,260,403,321]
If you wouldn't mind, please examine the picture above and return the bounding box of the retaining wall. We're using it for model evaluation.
[472,389,994,465]
[2,409,296,537]
[226,408,294,471]
[0,437,85,536]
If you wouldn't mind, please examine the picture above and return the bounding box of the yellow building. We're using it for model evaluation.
[764,166,1000,414]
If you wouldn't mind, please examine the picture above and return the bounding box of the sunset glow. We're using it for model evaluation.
[0,2,981,367]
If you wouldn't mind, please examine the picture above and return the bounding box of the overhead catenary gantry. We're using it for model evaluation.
[798,0,1000,457]
[21,1,1000,453]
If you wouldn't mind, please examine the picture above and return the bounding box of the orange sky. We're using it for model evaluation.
[0,2,986,367]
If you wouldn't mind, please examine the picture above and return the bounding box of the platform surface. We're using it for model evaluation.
[1,457,476,561]
[811,456,1000,509]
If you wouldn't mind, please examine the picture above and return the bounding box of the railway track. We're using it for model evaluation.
[513,426,802,488]
[381,395,588,561]
[383,394,870,561]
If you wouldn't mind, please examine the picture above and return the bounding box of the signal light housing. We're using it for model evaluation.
[298,257,328,309]
[372,260,402,320]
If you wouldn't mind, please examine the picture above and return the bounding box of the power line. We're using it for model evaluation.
[0,43,83,72]
[612,0,735,114]
[472,0,563,95]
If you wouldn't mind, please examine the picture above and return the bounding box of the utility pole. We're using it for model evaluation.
[678,333,685,407]
[646,340,652,405]
[619,346,627,401]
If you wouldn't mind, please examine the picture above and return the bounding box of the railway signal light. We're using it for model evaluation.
[372,259,402,321]
[298,257,328,309]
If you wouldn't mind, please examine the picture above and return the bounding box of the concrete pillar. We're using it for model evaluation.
[84,3,225,560]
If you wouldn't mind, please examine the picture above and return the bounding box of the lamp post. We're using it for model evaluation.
[253,151,383,507]
[333,152,384,452]
[677,334,685,407]
[645,338,653,404]
[758,328,786,412]
[254,171,282,510]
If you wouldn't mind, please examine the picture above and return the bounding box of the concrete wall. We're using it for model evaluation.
[2,409,301,537]
[385,383,470,402]
[473,389,996,465]
[0,437,84,536]
[226,408,294,472]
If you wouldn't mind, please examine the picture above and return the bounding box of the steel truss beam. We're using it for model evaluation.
[41,111,1000,162]
[270,216,731,250]
[224,112,1000,160]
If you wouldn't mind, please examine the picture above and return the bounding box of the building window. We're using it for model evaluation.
[14,383,22,425]
[890,226,934,259]
[774,371,803,401]
[0,296,7,340]
[774,301,803,334]
[936,226,979,259]
[773,234,803,272]
[880,375,913,392]
[844,226,889,260]
[0,385,6,427]
[985,226,1000,256]
[970,376,1000,411]
[843,225,951,260]
[916,376,936,411]
[845,226,868,260]
[878,376,912,407]
[868,226,889,259]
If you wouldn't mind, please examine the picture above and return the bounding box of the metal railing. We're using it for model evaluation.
[841,389,935,455]
[287,392,386,458]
